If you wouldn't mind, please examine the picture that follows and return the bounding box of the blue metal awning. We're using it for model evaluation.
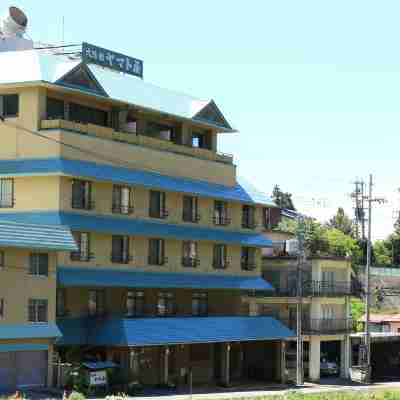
[0,323,61,340]
[0,220,77,251]
[57,316,295,347]
[0,212,272,248]
[58,267,274,291]
[0,158,275,206]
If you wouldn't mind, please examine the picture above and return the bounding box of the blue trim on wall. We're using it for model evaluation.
[58,267,274,291]
[0,158,275,206]
[0,212,273,247]
[0,323,61,340]
[0,343,49,353]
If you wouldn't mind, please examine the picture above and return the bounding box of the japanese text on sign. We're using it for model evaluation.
[82,42,143,78]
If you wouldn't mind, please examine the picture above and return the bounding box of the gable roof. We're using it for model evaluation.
[0,50,235,132]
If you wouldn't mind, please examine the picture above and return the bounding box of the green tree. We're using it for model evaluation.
[373,239,392,266]
[271,185,296,210]
[327,207,354,237]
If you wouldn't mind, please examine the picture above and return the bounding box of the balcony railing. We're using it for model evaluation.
[41,119,233,164]
[308,280,352,297]
[182,257,200,268]
[112,204,134,215]
[213,216,231,226]
[279,318,354,335]
[265,280,352,298]
[111,253,133,264]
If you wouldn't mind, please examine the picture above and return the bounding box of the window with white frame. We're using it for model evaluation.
[0,179,14,208]
[29,253,49,277]
[112,185,134,214]
[28,299,48,323]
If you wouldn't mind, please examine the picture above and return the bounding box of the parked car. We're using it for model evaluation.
[320,356,339,376]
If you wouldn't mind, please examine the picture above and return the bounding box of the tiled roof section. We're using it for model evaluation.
[0,212,273,248]
[0,323,61,340]
[0,158,276,206]
[0,50,234,131]
[57,316,295,347]
[57,267,274,291]
[0,220,77,251]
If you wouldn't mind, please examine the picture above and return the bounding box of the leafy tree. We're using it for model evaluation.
[271,185,296,211]
[373,240,392,266]
[327,207,354,237]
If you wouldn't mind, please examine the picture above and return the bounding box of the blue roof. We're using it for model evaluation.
[0,158,275,207]
[0,323,61,340]
[57,316,294,347]
[0,50,234,132]
[0,220,77,251]
[57,267,274,291]
[0,212,272,248]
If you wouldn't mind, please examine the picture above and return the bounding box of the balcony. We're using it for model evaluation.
[40,119,233,165]
[264,280,352,298]
[281,318,353,335]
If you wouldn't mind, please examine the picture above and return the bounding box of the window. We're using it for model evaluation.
[157,292,175,316]
[242,205,256,229]
[241,247,256,271]
[111,235,131,264]
[69,102,108,127]
[28,299,48,323]
[0,298,4,319]
[192,293,208,316]
[46,97,65,120]
[182,241,199,268]
[72,180,94,210]
[263,207,281,229]
[126,290,145,317]
[213,244,228,269]
[56,289,66,317]
[213,201,230,226]
[182,195,199,223]
[0,94,19,118]
[88,289,106,316]
[148,238,166,266]
[29,253,49,276]
[112,185,134,214]
[0,251,4,269]
[71,232,92,262]
[147,122,176,143]
[191,131,211,150]
[149,190,168,219]
[0,178,14,208]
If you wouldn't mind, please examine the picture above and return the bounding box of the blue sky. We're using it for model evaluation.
[7,0,400,239]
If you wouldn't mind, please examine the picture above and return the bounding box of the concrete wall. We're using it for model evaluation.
[0,248,57,325]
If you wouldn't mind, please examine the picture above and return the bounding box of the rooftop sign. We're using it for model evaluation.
[82,42,143,79]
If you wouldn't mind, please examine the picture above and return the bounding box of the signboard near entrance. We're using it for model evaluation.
[89,370,107,386]
[82,42,143,78]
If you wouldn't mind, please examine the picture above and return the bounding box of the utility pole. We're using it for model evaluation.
[296,215,306,386]
[363,174,385,383]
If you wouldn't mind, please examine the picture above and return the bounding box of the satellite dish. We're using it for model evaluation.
[1,6,28,38]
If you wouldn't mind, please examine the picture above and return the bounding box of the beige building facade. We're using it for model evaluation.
[0,43,292,391]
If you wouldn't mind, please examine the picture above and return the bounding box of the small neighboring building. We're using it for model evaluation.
[359,314,400,334]
[0,220,76,391]
[260,227,353,382]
